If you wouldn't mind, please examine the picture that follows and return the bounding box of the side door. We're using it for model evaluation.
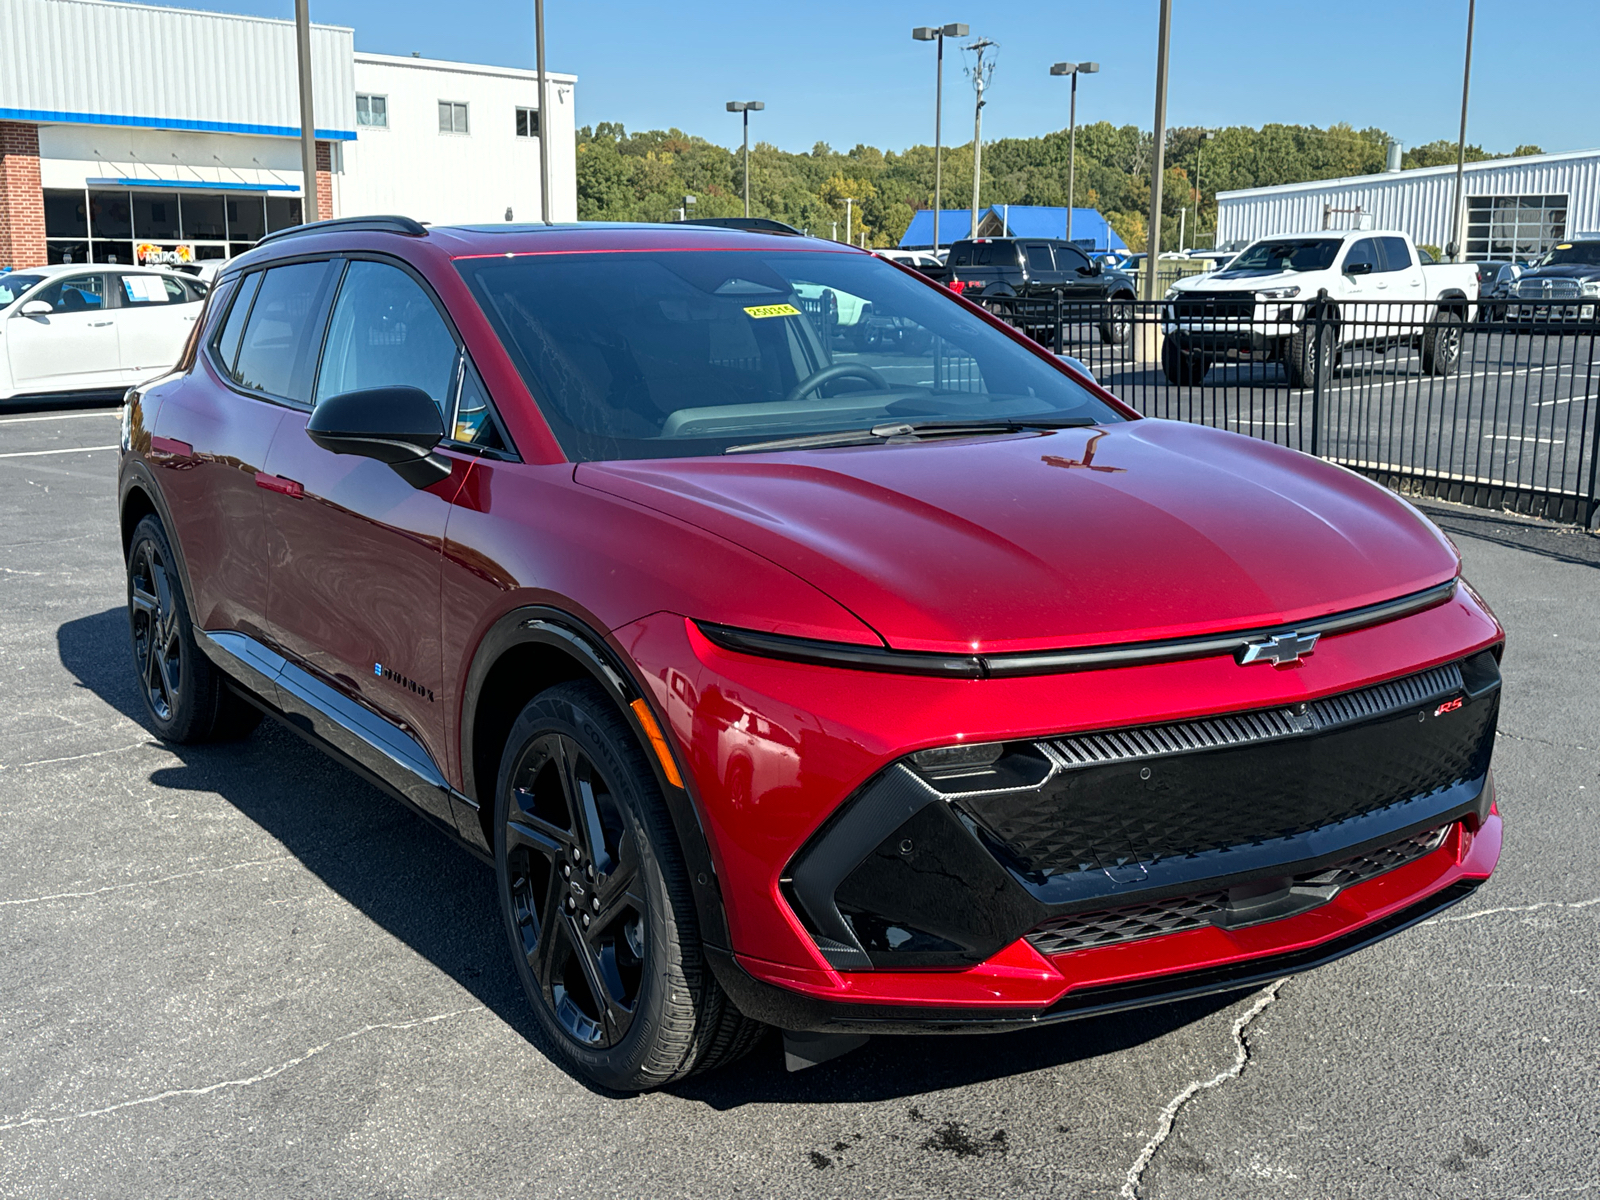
[1377,236,1424,337]
[257,256,470,833]
[6,272,120,391]
[113,272,204,379]
[1337,237,1384,347]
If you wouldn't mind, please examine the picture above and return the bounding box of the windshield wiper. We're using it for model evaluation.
[724,417,1097,455]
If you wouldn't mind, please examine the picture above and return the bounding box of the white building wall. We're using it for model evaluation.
[1216,150,1600,250]
[340,54,576,225]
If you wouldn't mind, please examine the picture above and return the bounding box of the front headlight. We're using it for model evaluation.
[1164,286,1180,300]
[1581,281,1600,297]
[1258,285,1301,300]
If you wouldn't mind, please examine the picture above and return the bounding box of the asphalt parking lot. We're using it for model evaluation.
[1,402,1596,1199]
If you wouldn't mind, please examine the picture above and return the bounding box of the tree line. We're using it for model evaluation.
[576,119,1544,250]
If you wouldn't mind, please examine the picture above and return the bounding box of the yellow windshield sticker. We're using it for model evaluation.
[1557,243,1572,250]
[744,303,802,319]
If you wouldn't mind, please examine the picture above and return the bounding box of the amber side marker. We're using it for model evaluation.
[630,698,685,789]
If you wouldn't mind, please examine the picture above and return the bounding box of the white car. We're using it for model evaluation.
[0,264,208,402]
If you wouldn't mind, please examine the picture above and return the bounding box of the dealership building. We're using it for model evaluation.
[0,0,576,270]
[1215,148,1600,258]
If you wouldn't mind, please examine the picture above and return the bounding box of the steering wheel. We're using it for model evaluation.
[783,362,890,406]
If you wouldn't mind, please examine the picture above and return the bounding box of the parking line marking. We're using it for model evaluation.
[1483,434,1562,444]
[0,412,120,425]
[0,444,119,459]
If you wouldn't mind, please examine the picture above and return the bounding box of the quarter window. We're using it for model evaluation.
[451,356,510,451]
[214,272,261,374]
[356,94,388,128]
[515,107,540,138]
[438,101,469,134]
[315,261,459,416]
[230,261,335,402]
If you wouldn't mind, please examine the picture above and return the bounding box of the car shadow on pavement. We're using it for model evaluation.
[60,603,1246,1105]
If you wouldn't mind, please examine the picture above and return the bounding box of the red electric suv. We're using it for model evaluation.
[118,217,1503,1091]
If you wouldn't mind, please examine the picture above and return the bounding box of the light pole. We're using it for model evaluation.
[913,23,968,255]
[843,197,855,244]
[1144,0,1172,301]
[726,101,765,218]
[535,0,551,224]
[1049,60,1098,245]
[1448,0,1476,261]
[1194,130,1208,247]
[293,0,318,221]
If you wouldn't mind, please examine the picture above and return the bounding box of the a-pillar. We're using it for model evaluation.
[0,122,46,269]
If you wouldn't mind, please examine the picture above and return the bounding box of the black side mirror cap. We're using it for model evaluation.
[1344,261,1374,276]
[306,386,451,489]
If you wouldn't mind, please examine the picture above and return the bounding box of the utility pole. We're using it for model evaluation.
[294,0,318,222]
[1449,0,1476,261]
[966,37,995,239]
[726,101,765,217]
[1194,130,1208,246]
[1143,0,1172,301]
[535,0,551,224]
[843,197,855,244]
[913,24,968,256]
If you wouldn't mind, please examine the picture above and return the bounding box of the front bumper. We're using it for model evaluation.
[612,585,1504,1025]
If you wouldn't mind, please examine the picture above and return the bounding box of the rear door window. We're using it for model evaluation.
[314,260,459,417]
[229,260,336,402]
[1377,237,1413,272]
[1025,244,1054,273]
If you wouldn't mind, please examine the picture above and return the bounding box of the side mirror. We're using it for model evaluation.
[1344,261,1374,276]
[306,386,451,489]
[19,299,52,317]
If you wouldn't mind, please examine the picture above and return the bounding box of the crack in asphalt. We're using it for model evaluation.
[1120,979,1286,1199]
[0,855,297,907]
[1495,728,1592,752]
[1423,895,1600,925]
[0,1006,486,1134]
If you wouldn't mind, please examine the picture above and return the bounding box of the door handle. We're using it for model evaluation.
[90,320,113,327]
[255,471,304,498]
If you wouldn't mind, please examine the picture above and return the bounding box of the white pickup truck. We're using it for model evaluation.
[1161,230,1479,386]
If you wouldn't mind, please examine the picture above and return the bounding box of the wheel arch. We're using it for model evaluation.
[1435,290,1470,317]
[118,462,198,616]
[460,606,733,953]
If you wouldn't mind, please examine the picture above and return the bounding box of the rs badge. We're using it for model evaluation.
[1237,630,1320,666]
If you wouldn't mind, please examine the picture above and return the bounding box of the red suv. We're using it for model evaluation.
[118,218,1503,1091]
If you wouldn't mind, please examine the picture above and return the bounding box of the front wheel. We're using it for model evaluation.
[1286,322,1334,389]
[494,681,765,1091]
[1160,339,1208,385]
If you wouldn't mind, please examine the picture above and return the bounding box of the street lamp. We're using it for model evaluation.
[726,101,765,218]
[913,23,968,255]
[1049,60,1098,245]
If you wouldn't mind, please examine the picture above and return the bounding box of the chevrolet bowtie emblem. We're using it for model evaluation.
[1236,630,1320,666]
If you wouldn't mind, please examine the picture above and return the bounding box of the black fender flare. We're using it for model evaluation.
[459,605,733,954]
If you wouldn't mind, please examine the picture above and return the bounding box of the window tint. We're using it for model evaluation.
[315,260,458,414]
[949,245,972,267]
[232,261,333,401]
[1025,244,1054,273]
[215,273,261,374]
[1343,239,1380,273]
[1377,237,1412,272]
[451,356,509,450]
[34,273,108,313]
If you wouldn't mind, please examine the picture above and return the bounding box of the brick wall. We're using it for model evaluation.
[0,121,47,270]
[315,141,334,222]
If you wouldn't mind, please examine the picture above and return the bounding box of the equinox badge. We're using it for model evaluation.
[1237,630,1320,666]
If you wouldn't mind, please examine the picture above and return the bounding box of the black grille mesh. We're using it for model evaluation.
[1026,824,1451,956]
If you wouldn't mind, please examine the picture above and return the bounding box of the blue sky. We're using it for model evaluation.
[168,0,1597,155]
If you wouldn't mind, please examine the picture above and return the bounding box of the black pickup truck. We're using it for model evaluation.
[941,237,1139,346]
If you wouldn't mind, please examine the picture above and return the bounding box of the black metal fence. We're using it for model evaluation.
[976,294,1600,527]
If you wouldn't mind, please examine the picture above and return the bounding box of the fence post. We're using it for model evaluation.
[1310,288,1328,458]
[1054,289,1063,356]
[1586,330,1600,529]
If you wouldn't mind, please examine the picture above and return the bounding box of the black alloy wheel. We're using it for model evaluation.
[125,514,261,743]
[493,681,765,1091]
[1099,296,1134,347]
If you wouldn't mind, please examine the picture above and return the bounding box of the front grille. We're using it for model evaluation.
[956,660,1496,881]
[1025,823,1451,956]
[1512,277,1581,300]
[1173,291,1256,320]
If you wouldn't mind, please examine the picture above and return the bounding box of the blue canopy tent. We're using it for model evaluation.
[899,205,1127,255]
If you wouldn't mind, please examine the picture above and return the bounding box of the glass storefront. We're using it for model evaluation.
[43,188,304,266]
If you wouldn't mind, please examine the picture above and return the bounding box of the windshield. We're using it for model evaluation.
[1222,239,1342,274]
[0,273,47,307]
[456,248,1120,461]
[1536,242,1600,267]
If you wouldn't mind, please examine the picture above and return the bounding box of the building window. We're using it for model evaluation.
[42,186,300,266]
[356,94,388,128]
[1466,194,1567,259]
[438,101,469,134]
[515,107,540,138]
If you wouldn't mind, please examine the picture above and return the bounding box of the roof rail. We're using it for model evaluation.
[255,215,428,247]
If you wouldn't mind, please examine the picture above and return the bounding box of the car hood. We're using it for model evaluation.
[1200,269,1307,290]
[575,420,1459,654]
[1520,264,1600,282]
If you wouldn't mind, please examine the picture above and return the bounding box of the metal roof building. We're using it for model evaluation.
[1215,148,1600,259]
[0,0,575,270]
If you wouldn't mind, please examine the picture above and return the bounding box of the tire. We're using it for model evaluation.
[126,514,262,743]
[1098,295,1134,347]
[1420,310,1464,375]
[1286,321,1334,390]
[493,680,765,1091]
[1160,339,1208,385]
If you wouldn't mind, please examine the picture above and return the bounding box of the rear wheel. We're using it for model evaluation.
[126,514,261,743]
[1098,294,1134,347]
[1160,339,1208,385]
[1420,309,1464,375]
[494,681,764,1091]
